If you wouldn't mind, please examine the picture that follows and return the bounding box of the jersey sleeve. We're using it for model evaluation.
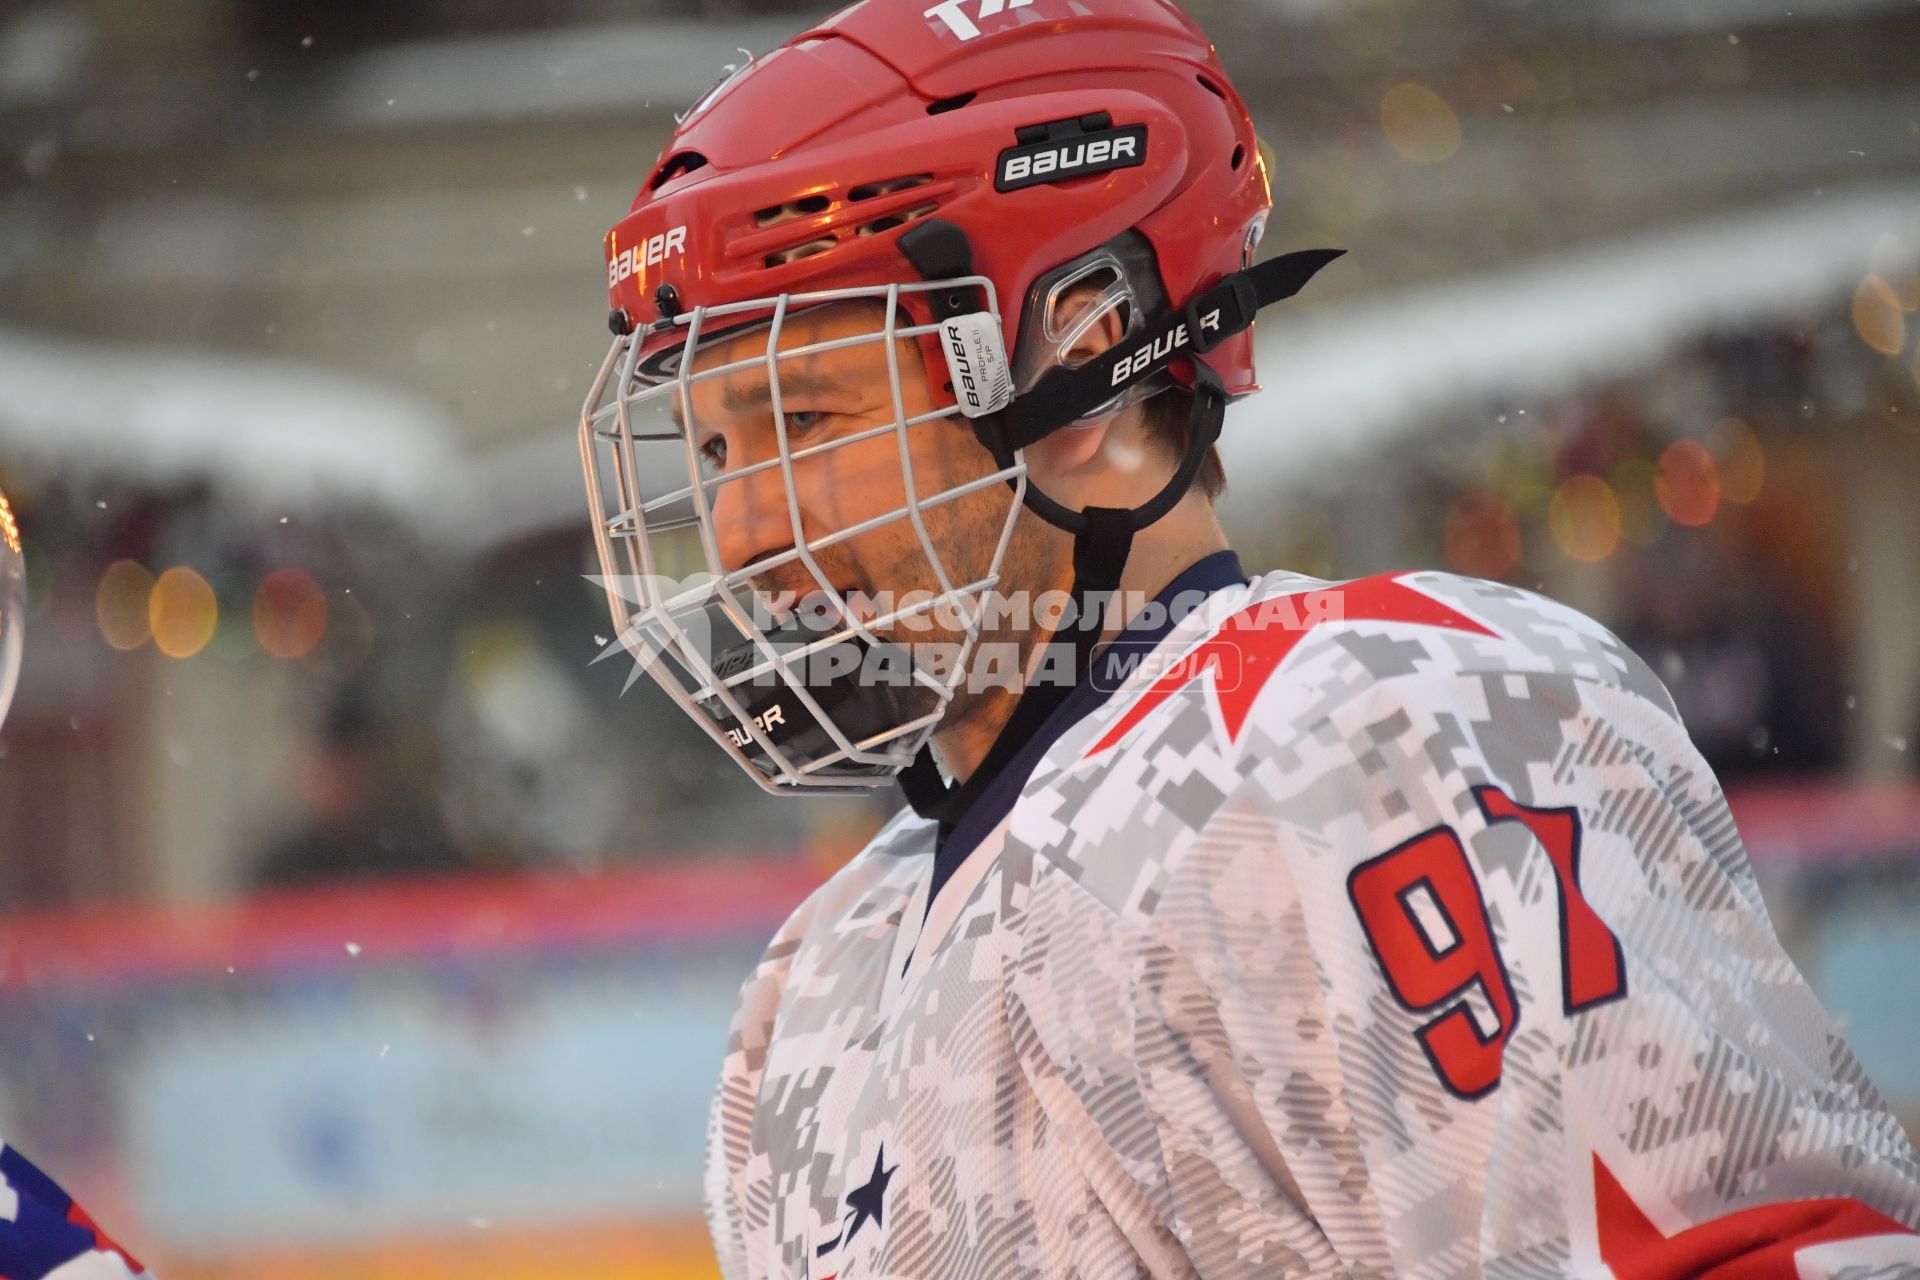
[0,1140,153,1280]
[705,902,808,1280]
[702,810,936,1280]
[1133,663,1920,1279]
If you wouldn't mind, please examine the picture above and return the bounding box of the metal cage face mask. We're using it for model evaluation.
[579,280,1028,796]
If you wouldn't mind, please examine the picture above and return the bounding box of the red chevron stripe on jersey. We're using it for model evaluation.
[1088,573,1498,757]
[1594,1154,1916,1279]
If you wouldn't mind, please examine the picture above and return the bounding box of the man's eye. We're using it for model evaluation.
[783,410,827,434]
[700,436,728,471]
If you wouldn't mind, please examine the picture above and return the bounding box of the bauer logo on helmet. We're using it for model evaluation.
[607,225,689,291]
[996,124,1147,192]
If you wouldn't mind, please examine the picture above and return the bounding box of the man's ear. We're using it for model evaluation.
[1056,283,1129,368]
[1024,282,1133,477]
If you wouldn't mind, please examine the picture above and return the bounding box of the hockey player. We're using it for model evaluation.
[578,2,1920,1275]
[0,491,154,1280]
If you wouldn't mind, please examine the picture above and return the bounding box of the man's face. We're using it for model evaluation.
[677,300,1062,723]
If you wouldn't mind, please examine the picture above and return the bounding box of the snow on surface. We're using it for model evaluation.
[1233,183,1920,488]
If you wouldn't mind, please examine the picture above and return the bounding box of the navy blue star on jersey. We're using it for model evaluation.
[815,1145,896,1260]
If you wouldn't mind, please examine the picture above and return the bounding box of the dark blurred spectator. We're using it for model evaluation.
[1618,534,1842,780]
[252,689,469,889]
[1910,692,1919,777]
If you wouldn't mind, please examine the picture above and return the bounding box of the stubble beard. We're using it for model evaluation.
[917,504,1070,745]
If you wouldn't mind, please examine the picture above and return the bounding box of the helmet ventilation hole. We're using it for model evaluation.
[927,92,976,115]
[650,151,710,191]
[857,204,939,238]
[1232,144,1247,169]
[752,177,945,268]
[754,194,833,227]
[848,175,933,202]
[765,237,838,268]
[1197,74,1227,99]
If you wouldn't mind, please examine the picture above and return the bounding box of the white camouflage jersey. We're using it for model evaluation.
[705,567,1920,1279]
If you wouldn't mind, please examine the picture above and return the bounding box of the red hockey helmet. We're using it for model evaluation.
[602,0,1274,403]
[580,0,1340,798]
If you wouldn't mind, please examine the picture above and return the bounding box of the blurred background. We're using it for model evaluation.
[0,0,1916,1274]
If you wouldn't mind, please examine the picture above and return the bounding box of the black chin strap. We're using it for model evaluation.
[893,226,1342,825]
[899,503,1140,827]
[984,247,1345,466]
[900,368,1229,827]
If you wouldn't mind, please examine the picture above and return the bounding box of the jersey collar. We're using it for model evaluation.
[927,550,1249,901]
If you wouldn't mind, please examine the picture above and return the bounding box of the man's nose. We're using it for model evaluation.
[711,449,802,579]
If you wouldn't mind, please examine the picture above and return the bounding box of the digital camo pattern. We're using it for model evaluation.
[705,569,1920,1279]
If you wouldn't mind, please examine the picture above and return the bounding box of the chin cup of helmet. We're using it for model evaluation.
[697,612,932,782]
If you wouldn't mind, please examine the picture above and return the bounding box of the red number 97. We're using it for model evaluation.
[1347,826,1516,1098]
[1346,786,1627,1099]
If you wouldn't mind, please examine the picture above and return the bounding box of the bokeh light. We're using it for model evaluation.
[1381,82,1462,163]
[253,569,330,660]
[1548,474,1622,562]
[1444,491,1523,580]
[1609,458,1663,546]
[1655,440,1721,527]
[150,567,219,659]
[96,560,154,651]
[1851,274,1906,356]
[1868,234,1918,310]
[1708,417,1766,503]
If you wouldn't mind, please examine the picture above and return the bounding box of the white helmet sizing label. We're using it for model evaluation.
[939,313,1014,418]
